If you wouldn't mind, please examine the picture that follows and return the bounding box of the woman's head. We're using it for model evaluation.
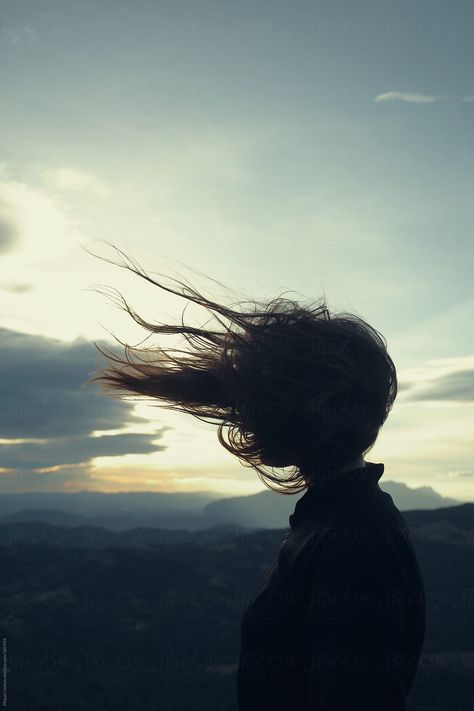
[82,242,397,494]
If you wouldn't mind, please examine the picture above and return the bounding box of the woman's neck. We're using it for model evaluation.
[302,454,366,488]
[341,454,366,472]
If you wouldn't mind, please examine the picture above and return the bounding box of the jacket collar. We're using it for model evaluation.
[288,461,385,529]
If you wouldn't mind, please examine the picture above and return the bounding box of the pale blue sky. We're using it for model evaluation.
[0,1,473,499]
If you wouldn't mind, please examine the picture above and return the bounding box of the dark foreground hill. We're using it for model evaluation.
[0,503,473,710]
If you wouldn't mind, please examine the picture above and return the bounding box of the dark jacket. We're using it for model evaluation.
[236,462,426,710]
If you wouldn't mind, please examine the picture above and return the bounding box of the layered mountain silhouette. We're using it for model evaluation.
[0,480,462,531]
[0,490,223,531]
[0,503,472,550]
[203,480,461,528]
[0,490,220,516]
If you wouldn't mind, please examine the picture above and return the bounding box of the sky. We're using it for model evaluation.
[0,0,473,500]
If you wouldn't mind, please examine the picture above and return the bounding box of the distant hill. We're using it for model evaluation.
[0,508,90,527]
[0,490,225,531]
[202,480,462,529]
[0,507,226,531]
[0,490,221,517]
[380,481,461,510]
[0,482,464,532]
[1,503,472,551]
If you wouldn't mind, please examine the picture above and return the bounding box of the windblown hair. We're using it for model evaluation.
[82,242,397,494]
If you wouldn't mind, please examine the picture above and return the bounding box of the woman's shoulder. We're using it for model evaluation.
[281,487,422,591]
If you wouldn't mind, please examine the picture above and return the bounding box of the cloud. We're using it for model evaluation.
[402,368,474,402]
[0,326,152,439]
[0,25,38,45]
[0,464,93,493]
[0,174,82,260]
[373,92,440,104]
[0,326,171,484]
[448,470,474,478]
[0,171,97,313]
[0,432,165,470]
[0,200,20,253]
[461,95,474,103]
[0,214,18,253]
[44,168,110,197]
[0,282,33,293]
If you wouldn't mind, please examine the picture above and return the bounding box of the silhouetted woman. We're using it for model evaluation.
[83,242,426,711]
